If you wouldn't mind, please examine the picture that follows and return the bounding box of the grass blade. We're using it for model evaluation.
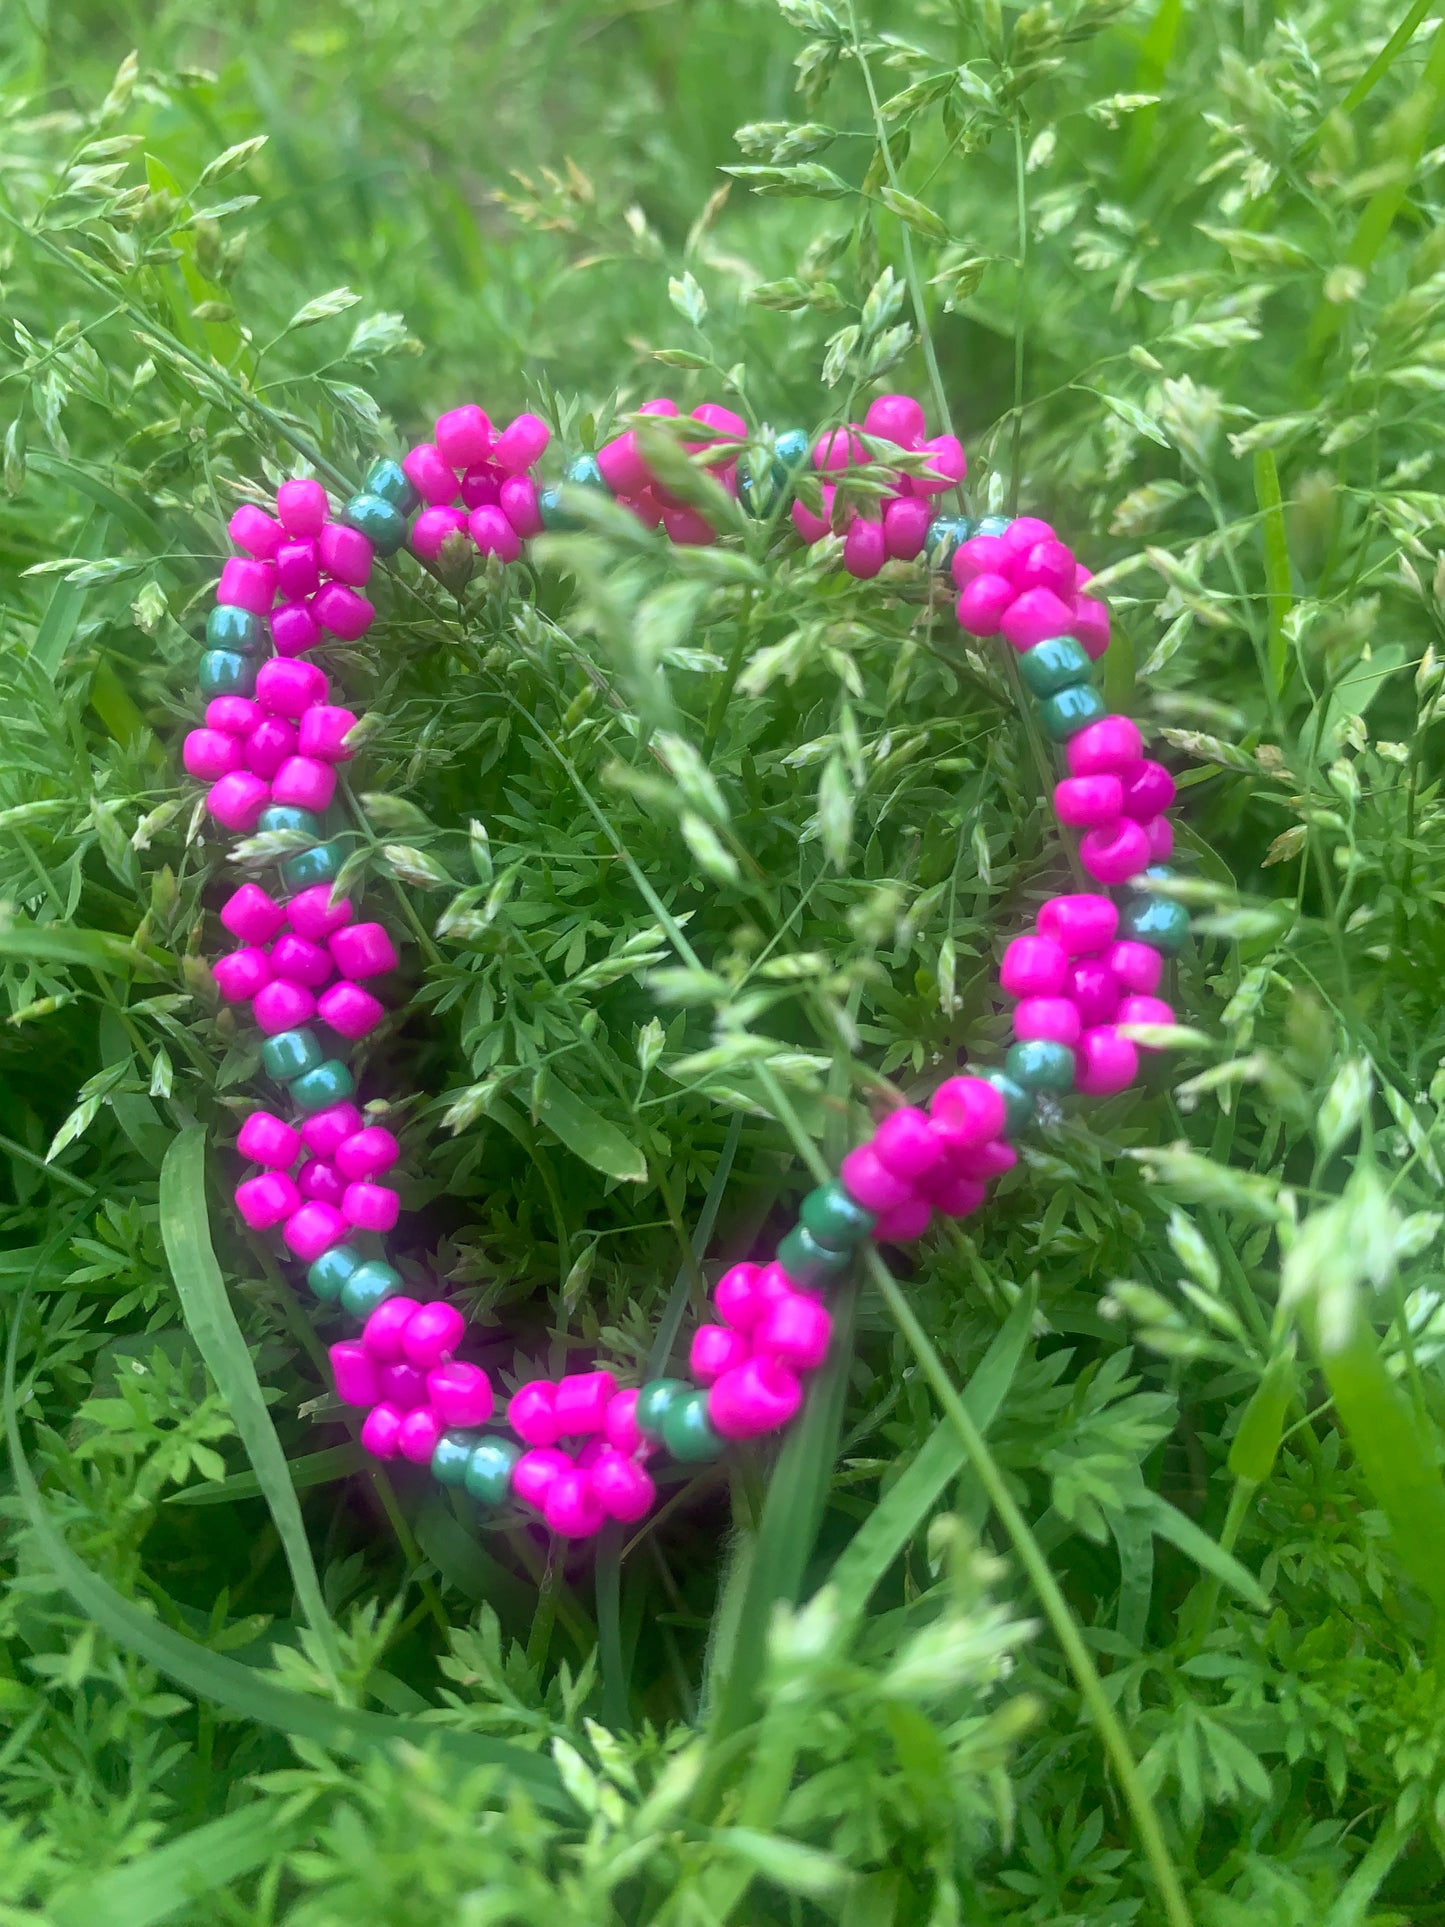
[1131,1490,1270,1613]
[166,1440,364,1506]
[1253,449,1292,697]
[48,1805,295,1927]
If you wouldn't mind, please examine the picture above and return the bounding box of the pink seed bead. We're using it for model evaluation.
[296,705,359,763]
[435,404,493,467]
[638,398,680,417]
[1079,819,1152,886]
[1068,960,1121,1027]
[1067,715,1143,778]
[883,494,931,560]
[206,772,270,833]
[1054,774,1124,828]
[554,1371,618,1436]
[1121,759,1176,820]
[872,1107,944,1181]
[335,1126,400,1181]
[469,504,522,562]
[398,1407,444,1464]
[839,1144,914,1212]
[317,982,385,1040]
[276,479,329,537]
[217,557,277,614]
[1000,587,1075,652]
[330,922,398,980]
[1146,814,1174,860]
[713,1262,765,1331]
[330,1340,379,1408]
[270,601,322,657]
[661,504,714,546]
[999,935,1069,999]
[1071,593,1111,661]
[690,1324,750,1383]
[282,1202,348,1262]
[275,539,320,601]
[272,755,337,813]
[270,932,331,990]
[604,1388,644,1456]
[914,433,967,493]
[243,715,298,781]
[1104,940,1165,995]
[410,505,468,561]
[863,393,926,448]
[755,1291,832,1371]
[297,1158,347,1207]
[545,1469,606,1538]
[299,1101,364,1157]
[791,489,834,543]
[256,657,327,720]
[1001,515,1056,553]
[361,1298,423,1362]
[508,1381,560,1448]
[813,426,868,472]
[207,696,261,736]
[872,1196,934,1243]
[708,1357,803,1440]
[500,474,544,538]
[459,461,503,510]
[929,1074,1008,1148]
[589,1447,656,1523]
[952,534,1014,588]
[378,1361,427,1410]
[229,503,285,559]
[220,882,286,945]
[312,582,374,641]
[428,1360,494,1429]
[184,728,242,781]
[1074,1025,1139,1096]
[597,430,650,495]
[237,1111,301,1167]
[401,1300,465,1370]
[343,1181,400,1233]
[842,516,886,579]
[1014,539,1076,598]
[492,412,550,473]
[922,1173,988,1218]
[359,1404,403,1459]
[1117,995,1175,1047]
[1038,893,1119,957]
[945,1138,1016,1182]
[212,947,272,1002]
[252,980,317,1035]
[512,1446,571,1509]
[955,574,1015,636]
[403,443,460,505]
[689,401,747,442]
[234,1172,300,1230]
[317,521,374,587]
[288,885,353,943]
[1013,996,1082,1046]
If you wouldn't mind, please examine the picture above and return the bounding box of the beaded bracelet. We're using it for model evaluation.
[183,392,1190,1542]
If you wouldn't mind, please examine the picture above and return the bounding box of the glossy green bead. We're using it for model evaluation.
[339,1259,403,1318]
[799,1181,876,1251]
[198,649,257,699]
[342,491,408,556]
[977,514,1011,538]
[776,1223,851,1289]
[924,515,974,570]
[206,604,265,653]
[1018,635,1092,699]
[259,804,324,839]
[1006,1038,1076,1095]
[773,428,811,471]
[564,452,606,491]
[261,1027,323,1082]
[981,1069,1034,1135]
[738,464,781,519]
[635,1377,689,1440]
[280,841,344,892]
[660,1389,724,1464]
[537,484,578,531]
[1119,894,1190,956]
[307,1243,363,1301]
[431,1430,481,1487]
[1038,684,1108,741]
[289,1059,355,1114]
[464,1436,522,1506]
[364,458,421,515]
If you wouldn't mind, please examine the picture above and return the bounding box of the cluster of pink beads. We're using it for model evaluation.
[596,399,749,545]
[214,477,379,652]
[787,394,968,579]
[834,1074,1016,1247]
[398,405,551,562]
[949,515,1111,661]
[186,657,357,836]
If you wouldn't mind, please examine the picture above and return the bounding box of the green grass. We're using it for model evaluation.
[3,0,1445,1919]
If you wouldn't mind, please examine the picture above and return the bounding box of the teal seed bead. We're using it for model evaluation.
[776,1223,851,1289]
[339,1259,403,1318]
[1119,894,1190,955]
[773,428,811,471]
[564,452,606,490]
[1006,1038,1076,1095]
[537,484,578,531]
[289,1059,355,1114]
[259,805,324,839]
[364,458,421,516]
[799,1181,876,1251]
[206,605,265,653]
[308,1243,363,1301]
[635,1378,689,1440]
[431,1430,480,1487]
[464,1436,523,1506]
[738,463,780,518]
[262,1027,324,1083]
[198,649,257,699]
[280,841,344,892]
[660,1389,724,1464]
[977,514,1011,538]
[982,1068,1034,1135]
[342,491,407,556]
[1018,636,1092,699]
[1038,684,1108,741]
[925,515,974,569]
